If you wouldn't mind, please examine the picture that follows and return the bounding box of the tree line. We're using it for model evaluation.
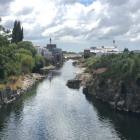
[0,19,48,82]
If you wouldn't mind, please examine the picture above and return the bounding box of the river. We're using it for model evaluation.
[0,60,140,140]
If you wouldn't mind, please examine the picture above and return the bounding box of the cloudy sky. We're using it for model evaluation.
[0,0,140,52]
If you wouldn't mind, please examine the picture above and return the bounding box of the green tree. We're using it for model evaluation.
[0,35,9,47]
[17,41,37,56]
[20,27,23,41]
[123,48,129,53]
[33,55,45,72]
[19,54,34,74]
[17,48,32,56]
[11,20,23,43]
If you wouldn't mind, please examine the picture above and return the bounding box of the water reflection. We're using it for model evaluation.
[0,85,38,138]
[85,94,140,140]
[0,60,140,140]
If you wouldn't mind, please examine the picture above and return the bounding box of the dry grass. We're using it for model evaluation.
[1,76,24,90]
[93,68,107,74]
[0,84,6,90]
[7,76,23,90]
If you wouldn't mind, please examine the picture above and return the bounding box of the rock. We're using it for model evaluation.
[76,73,92,86]
[117,100,125,107]
[109,101,115,108]
[72,61,78,66]
[67,79,81,89]
[83,74,140,114]
[0,73,45,105]
[83,87,89,94]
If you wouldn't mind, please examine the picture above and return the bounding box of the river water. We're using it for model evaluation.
[0,60,140,140]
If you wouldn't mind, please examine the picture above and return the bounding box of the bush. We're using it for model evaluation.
[17,41,37,56]
[20,54,35,73]
[17,48,32,56]
[85,53,140,82]
[33,55,45,72]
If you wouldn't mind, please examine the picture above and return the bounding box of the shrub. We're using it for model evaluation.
[17,41,37,56]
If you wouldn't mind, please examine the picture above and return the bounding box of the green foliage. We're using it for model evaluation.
[17,41,37,56]
[0,20,49,81]
[0,34,34,79]
[0,35,9,47]
[11,20,23,43]
[85,53,140,82]
[85,56,99,70]
[9,43,18,49]
[17,48,33,56]
[20,54,35,73]
[123,48,129,53]
[4,61,21,77]
[33,55,45,72]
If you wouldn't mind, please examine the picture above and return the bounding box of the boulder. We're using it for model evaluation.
[67,79,81,89]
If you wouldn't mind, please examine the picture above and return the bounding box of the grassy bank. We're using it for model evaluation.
[85,52,140,84]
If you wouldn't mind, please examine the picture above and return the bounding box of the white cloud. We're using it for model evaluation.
[1,0,140,51]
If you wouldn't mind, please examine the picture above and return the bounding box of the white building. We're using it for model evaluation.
[90,46,120,56]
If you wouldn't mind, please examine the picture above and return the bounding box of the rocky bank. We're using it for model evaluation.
[70,59,140,114]
[66,60,91,89]
[83,68,140,114]
[0,73,45,106]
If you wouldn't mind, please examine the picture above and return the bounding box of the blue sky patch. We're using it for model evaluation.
[79,0,95,6]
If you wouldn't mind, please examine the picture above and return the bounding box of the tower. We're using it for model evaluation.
[50,38,51,45]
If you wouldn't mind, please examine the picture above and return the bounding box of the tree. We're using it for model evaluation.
[17,41,37,56]
[33,55,45,72]
[11,20,23,43]
[20,27,23,41]
[17,48,32,56]
[123,48,129,53]
[0,35,9,47]
[0,20,46,81]
[20,54,34,73]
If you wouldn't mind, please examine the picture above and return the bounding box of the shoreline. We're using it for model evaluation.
[66,59,91,89]
[0,73,46,106]
[72,59,140,114]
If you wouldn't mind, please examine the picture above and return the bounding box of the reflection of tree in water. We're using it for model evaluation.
[48,70,61,82]
[85,94,140,140]
[0,98,24,135]
[0,85,38,137]
[48,72,53,83]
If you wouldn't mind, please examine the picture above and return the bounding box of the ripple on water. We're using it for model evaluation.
[0,60,139,140]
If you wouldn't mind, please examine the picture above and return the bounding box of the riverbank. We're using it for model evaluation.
[1,60,138,140]
[0,73,46,106]
[72,56,140,114]
[67,59,91,89]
